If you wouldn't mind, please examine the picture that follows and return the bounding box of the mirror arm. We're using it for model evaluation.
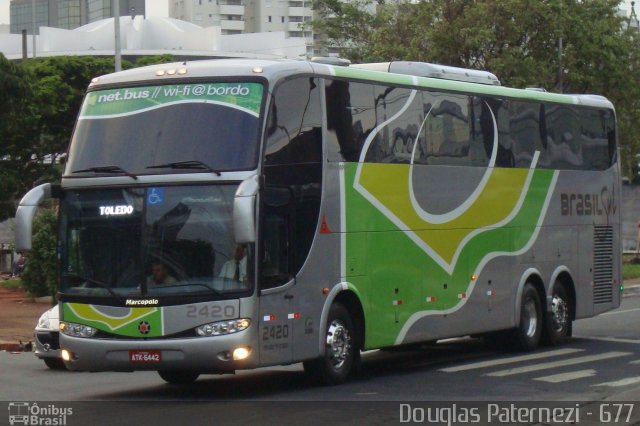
[15,183,56,251]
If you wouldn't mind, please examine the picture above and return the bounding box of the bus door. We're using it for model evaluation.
[257,187,295,365]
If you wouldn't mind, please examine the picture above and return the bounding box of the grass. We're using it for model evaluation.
[623,262,640,281]
[0,278,22,290]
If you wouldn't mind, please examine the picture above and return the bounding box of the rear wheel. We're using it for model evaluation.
[304,303,360,385]
[543,283,572,345]
[158,370,200,385]
[513,283,542,351]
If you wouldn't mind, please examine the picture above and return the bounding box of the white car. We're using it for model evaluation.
[34,306,65,370]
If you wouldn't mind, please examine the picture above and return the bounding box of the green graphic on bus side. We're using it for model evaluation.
[343,164,556,349]
[81,82,263,118]
[63,303,163,338]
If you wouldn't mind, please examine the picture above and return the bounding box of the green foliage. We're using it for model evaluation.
[311,0,640,179]
[20,208,58,298]
[0,54,151,222]
[0,278,22,291]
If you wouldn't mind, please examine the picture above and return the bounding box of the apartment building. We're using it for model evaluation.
[9,0,145,34]
[169,0,313,55]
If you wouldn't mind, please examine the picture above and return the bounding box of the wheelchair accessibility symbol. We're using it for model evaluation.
[147,188,165,205]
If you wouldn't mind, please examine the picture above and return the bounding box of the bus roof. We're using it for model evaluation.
[88,58,614,110]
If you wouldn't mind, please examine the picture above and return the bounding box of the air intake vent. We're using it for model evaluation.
[593,226,613,304]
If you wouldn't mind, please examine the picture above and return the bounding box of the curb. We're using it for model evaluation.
[0,343,29,352]
[623,284,640,297]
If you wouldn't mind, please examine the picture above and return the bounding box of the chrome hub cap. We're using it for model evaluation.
[326,319,350,369]
[551,295,568,332]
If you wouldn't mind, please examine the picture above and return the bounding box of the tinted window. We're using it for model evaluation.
[261,77,323,290]
[324,78,616,171]
[509,101,543,168]
[59,185,252,298]
[66,82,264,176]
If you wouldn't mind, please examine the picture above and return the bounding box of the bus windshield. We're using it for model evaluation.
[59,184,253,298]
[65,81,264,176]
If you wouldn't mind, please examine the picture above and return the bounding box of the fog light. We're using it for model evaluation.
[61,350,71,362]
[232,347,250,361]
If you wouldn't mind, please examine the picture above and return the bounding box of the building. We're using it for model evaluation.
[0,15,305,60]
[169,0,314,56]
[9,0,145,34]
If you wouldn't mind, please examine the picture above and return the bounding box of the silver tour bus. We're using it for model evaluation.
[15,59,621,384]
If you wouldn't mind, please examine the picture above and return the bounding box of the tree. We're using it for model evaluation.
[0,53,37,221]
[20,208,57,298]
[0,56,130,222]
[310,0,640,179]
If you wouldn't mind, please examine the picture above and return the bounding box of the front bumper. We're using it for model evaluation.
[60,328,257,373]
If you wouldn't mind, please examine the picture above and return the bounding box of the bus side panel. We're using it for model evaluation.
[342,162,558,348]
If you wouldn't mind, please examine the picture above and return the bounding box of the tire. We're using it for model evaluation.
[303,303,360,385]
[513,283,542,351]
[543,283,572,345]
[158,370,200,385]
[44,358,67,370]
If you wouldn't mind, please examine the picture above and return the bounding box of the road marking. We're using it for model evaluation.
[574,336,640,344]
[533,369,596,383]
[486,351,631,377]
[593,377,640,387]
[601,307,640,316]
[630,360,640,365]
[439,348,583,373]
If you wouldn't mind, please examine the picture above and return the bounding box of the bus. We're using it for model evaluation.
[15,59,621,385]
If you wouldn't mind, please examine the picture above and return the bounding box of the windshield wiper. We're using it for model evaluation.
[147,282,223,296]
[72,165,138,180]
[146,160,221,176]
[66,274,118,297]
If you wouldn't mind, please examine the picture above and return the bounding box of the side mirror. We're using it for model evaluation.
[233,175,259,244]
[15,183,57,251]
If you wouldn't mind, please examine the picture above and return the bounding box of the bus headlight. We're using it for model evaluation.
[196,319,250,336]
[59,321,98,338]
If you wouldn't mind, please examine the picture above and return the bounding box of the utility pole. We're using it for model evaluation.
[114,0,122,72]
[31,0,36,58]
[557,37,563,93]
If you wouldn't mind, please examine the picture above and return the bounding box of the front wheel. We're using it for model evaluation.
[44,358,67,370]
[158,370,200,385]
[513,283,542,351]
[543,283,572,345]
[303,303,360,385]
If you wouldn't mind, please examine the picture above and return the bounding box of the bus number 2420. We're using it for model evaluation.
[186,304,235,318]
[262,325,289,341]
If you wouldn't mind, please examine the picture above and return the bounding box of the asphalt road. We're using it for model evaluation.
[1,296,640,426]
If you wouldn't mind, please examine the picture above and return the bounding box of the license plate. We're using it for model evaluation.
[129,350,161,363]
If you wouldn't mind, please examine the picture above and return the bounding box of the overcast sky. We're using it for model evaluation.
[0,0,168,25]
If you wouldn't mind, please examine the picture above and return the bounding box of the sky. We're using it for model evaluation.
[0,0,168,26]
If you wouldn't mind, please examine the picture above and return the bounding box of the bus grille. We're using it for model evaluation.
[593,225,614,304]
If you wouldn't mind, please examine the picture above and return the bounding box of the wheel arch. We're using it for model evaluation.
[318,282,366,354]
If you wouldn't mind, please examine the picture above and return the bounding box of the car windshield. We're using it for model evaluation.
[59,185,253,298]
[65,81,264,176]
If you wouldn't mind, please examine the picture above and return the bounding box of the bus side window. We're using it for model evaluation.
[260,77,323,290]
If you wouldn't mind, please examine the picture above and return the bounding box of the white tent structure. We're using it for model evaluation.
[0,15,306,60]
